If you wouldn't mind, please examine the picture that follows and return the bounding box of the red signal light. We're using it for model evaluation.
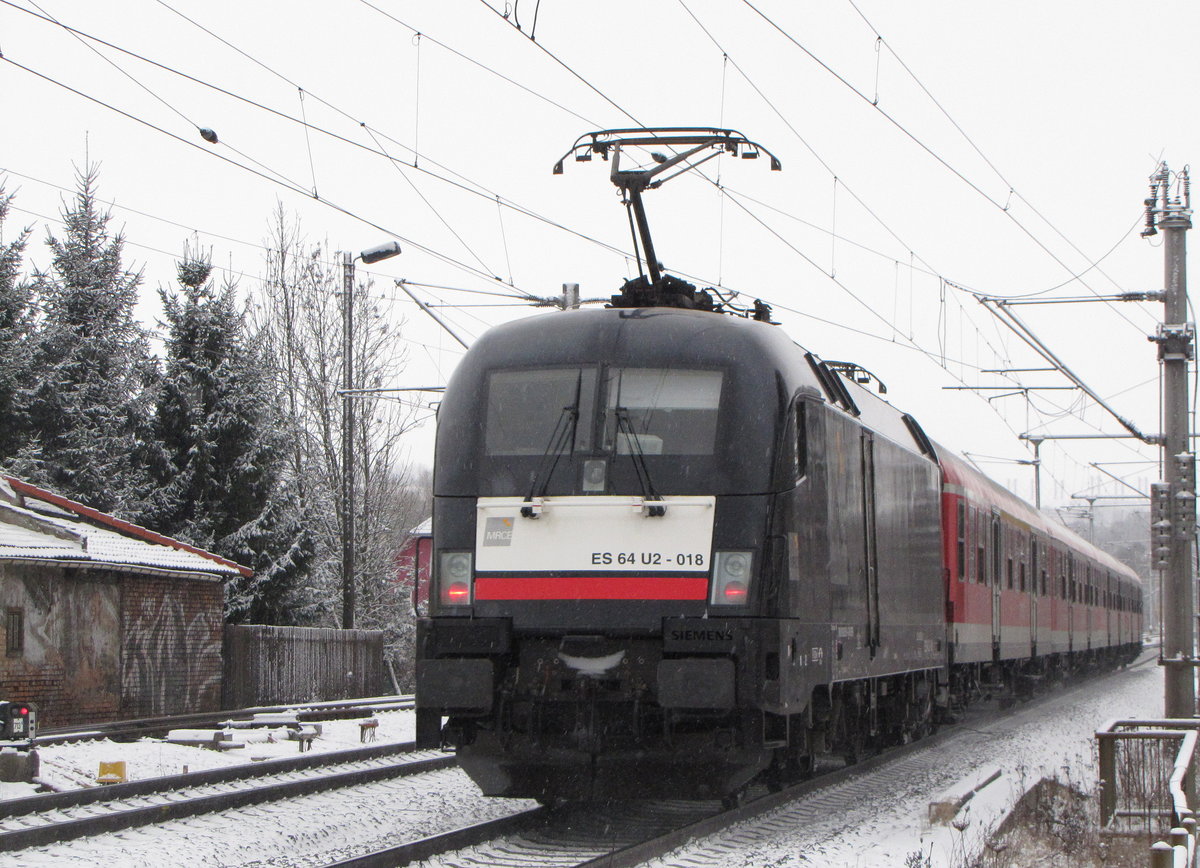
[722,581,747,601]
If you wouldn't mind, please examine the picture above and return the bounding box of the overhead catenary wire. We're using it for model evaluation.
[1,166,545,310]
[2,0,1161,494]
[13,0,1096,381]
[672,0,1158,471]
[476,0,1158,487]
[740,0,1151,335]
[673,0,1014,369]
[0,53,540,298]
[0,0,621,296]
[844,0,1151,311]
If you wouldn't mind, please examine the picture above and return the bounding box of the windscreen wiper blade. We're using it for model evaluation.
[616,408,665,517]
[521,375,582,518]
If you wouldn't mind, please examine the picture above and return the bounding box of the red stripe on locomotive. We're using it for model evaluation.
[474,574,709,600]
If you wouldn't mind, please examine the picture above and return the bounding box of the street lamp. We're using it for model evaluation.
[342,241,402,630]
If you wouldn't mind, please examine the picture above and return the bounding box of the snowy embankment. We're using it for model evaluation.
[641,656,1163,867]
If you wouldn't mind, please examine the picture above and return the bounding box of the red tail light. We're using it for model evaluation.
[722,581,747,601]
[710,551,753,606]
[437,551,474,607]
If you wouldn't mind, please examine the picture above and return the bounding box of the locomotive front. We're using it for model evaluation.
[415,306,797,801]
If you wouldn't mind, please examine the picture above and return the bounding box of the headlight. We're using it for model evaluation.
[710,551,753,606]
[438,551,474,607]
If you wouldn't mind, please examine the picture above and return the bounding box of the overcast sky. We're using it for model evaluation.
[1,0,1196,509]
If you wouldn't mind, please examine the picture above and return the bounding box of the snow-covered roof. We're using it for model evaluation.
[0,476,247,580]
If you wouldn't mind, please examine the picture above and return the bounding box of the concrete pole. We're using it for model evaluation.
[1030,438,1043,510]
[342,252,356,630]
[1157,168,1194,718]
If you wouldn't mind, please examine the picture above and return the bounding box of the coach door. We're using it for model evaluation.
[1106,572,1114,647]
[991,512,1002,662]
[861,432,880,656]
[1067,554,1075,653]
[1029,536,1039,656]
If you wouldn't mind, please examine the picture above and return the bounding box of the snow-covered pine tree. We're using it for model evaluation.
[12,166,162,520]
[154,248,312,623]
[0,182,34,462]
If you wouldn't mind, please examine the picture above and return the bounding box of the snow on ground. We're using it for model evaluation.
[0,707,417,802]
[16,765,531,867]
[0,664,1167,866]
[641,655,1163,868]
[8,707,541,868]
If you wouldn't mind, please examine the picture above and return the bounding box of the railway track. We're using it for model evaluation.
[327,653,1158,868]
[4,654,1153,865]
[0,741,450,851]
[33,694,414,746]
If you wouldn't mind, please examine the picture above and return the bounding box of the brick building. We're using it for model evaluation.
[0,476,249,728]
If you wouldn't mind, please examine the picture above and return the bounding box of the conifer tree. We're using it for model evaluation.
[12,166,162,520]
[155,248,312,623]
[0,183,33,462]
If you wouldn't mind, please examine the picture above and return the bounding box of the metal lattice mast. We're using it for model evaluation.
[1145,164,1196,718]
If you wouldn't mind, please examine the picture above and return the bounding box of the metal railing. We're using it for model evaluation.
[1097,719,1200,867]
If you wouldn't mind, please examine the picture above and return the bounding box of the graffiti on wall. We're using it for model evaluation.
[122,578,223,717]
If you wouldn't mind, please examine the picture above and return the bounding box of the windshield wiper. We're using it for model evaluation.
[521,375,582,518]
[615,408,665,517]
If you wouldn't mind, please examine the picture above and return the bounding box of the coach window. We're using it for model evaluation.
[1006,557,1014,590]
[1019,562,1027,593]
[5,608,22,657]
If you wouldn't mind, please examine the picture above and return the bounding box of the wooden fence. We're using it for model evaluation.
[222,625,388,709]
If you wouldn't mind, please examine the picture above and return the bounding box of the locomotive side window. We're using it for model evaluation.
[795,401,808,480]
[601,368,723,456]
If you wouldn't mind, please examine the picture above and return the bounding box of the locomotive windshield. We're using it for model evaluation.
[435,308,790,498]
[601,368,722,456]
[485,366,723,457]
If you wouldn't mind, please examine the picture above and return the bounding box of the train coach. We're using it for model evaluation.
[414,301,1143,803]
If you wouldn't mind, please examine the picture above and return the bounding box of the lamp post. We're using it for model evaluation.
[342,241,402,630]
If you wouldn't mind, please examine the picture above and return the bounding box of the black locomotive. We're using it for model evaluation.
[413,130,1142,803]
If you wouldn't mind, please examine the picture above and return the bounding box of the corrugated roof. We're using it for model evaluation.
[0,478,244,580]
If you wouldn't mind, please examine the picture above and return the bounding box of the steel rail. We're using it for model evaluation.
[0,747,454,852]
[327,648,1157,868]
[326,807,551,867]
[34,695,414,745]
